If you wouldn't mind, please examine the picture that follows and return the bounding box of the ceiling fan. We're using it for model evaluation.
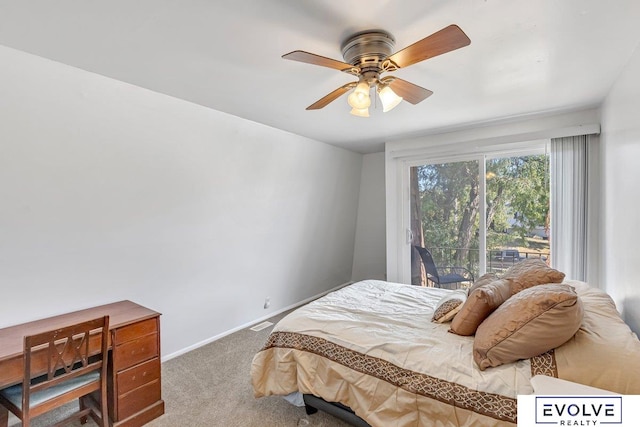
[282,25,471,117]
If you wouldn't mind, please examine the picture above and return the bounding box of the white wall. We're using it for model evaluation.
[351,152,386,282]
[0,45,362,358]
[600,44,640,335]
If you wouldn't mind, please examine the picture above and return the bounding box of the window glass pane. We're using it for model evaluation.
[485,154,550,274]
[410,161,479,288]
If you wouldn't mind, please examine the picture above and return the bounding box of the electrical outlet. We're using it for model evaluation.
[264,297,271,309]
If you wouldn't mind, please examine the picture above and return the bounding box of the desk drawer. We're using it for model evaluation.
[117,379,161,420]
[113,333,158,372]
[116,357,160,395]
[113,318,157,344]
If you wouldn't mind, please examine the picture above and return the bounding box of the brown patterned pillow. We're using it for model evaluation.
[432,291,467,323]
[473,283,583,370]
[467,272,499,295]
[503,259,565,295]
[449,279,512,336]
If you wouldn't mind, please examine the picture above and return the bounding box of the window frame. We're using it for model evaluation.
[386,141,549,284]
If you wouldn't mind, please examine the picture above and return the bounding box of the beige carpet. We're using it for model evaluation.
[8,310,350,427]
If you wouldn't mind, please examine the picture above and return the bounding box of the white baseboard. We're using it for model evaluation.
[161,280,353,362]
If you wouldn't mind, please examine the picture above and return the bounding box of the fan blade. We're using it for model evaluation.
[283,50,356,72]
[384,77,433,105]
[386,25,471,69]
[306,83,356,110]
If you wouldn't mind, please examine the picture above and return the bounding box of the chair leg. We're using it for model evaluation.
[79,397,88,424]
[80,392,109,427]
[99,388,109,427]
[0,404,8,427]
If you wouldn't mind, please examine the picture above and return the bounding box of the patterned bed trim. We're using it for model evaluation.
[262,331,518,424]
[530,350,558,377]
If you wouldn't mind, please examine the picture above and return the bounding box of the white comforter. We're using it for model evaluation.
[274,280,534,398]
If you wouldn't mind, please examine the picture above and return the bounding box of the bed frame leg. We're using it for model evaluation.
[304,404,318,415]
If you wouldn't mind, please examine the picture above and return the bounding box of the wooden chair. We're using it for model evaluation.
[0,316,110,427]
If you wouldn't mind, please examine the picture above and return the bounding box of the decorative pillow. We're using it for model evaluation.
[449,278,512,336]
[467,272,499,295]
[503,258,565,295]
[473,283,584,370]
[432,291,467,323]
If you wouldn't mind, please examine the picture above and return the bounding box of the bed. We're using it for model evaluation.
[251,274,640,426]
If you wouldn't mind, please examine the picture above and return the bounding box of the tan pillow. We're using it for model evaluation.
[449,279,512,336]
[473,283,584,370]
[502,258,565,295]
[467,272,499,295]
[432,291,467,323]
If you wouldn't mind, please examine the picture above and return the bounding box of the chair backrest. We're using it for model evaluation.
[22,315,109,420]
[414,246,440,283]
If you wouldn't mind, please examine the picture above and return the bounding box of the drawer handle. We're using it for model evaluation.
[129,371,150,382]
[131,347,146,355]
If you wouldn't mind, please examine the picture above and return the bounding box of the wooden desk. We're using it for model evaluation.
[0,301,165,427]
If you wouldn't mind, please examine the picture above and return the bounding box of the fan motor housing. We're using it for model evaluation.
[341,30,395,70]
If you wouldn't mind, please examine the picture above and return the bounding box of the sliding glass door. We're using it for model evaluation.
[407,150,549,287]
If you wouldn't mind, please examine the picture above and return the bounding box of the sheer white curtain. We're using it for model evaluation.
[550,134,600,283]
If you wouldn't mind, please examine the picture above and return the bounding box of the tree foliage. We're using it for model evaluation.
[486,156,549,242]
[417,161,479,255]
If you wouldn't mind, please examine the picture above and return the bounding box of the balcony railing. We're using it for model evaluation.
[428,247,549,278]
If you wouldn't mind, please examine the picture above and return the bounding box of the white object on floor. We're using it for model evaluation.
[249,321,273,331]
[283,391,305,407]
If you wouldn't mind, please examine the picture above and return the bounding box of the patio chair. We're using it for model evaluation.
[413,246,474,289]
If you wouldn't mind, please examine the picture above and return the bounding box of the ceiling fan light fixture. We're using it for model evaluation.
[350,107,370,118]
[283,25,470,113]
[347,80,371,109]
[378,84,403,112]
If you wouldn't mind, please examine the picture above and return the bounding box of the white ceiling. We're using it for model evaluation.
[1,0,639,153]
